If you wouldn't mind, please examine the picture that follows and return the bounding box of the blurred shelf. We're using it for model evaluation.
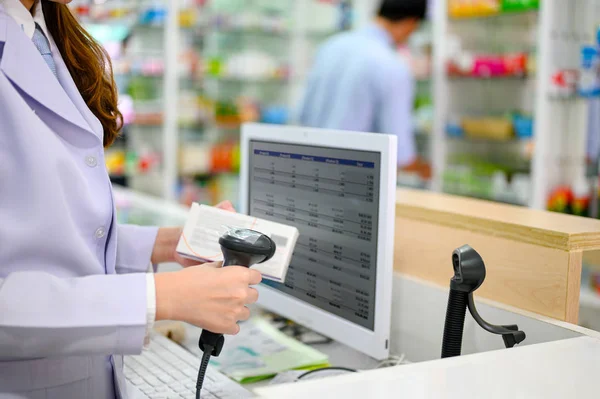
[443,189,527,206]
[448,74,531,81]
[207,28,339,38]
[548,94,590,102]
[449,9,539,21]
[118,73,164,79]
[397,173,430,190]
[212,122,244,130]
[581,286,600,310]
[179,170,239,178]
[306,30,341,38]
[208,27,291,36]
[129,121,209,130]
[110,172,157,179]
[204,76,289,84]
[447,136,532,144]
[82,19,204,31]
[131,115,163,126]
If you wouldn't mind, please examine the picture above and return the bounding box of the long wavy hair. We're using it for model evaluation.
[42,1,122,147]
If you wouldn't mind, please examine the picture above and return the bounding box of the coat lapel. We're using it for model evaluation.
[49,35,104,141]
[0,12,98,139]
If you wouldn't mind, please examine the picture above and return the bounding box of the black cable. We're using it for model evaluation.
[441,289,468,358]
[297,367,357,380]
[196,345,213,399]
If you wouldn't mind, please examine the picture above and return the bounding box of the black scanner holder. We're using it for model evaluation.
[441,245,526,358]
[195,228,276,398]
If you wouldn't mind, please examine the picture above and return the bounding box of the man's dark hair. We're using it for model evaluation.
[378,0,428,21]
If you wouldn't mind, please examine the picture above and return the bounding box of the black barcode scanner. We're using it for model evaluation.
[195,229,276,398]
[441,245,526,359]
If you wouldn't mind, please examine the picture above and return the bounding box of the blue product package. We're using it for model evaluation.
[579,46,600,97]
[446,122,464,138]
[513,115,534,139]
[261,106,289,125]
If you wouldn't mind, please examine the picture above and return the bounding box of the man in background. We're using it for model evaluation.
[298,0,430,178]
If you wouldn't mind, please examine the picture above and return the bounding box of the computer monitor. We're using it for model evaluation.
[239,123,397,360]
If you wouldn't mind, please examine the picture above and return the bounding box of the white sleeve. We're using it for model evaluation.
[144,273,157,348]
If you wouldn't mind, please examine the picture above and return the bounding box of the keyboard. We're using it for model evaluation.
[124,333,254,399]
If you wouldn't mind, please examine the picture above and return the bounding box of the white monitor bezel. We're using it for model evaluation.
[240,123,397,360]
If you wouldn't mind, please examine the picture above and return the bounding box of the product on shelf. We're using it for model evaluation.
[591,269,600,294]
[179,8,199,28]
[127,75,159,101]
[501,0,539,13]
[547,181,592,216]
[547,186,574,214]
[261,105,289,125]
[106,150,127,177]
[448,52,528,78]
[443,164,531,205]
[448,0,538,18]
[105,148,161,178]
[397,171,429,190]
[579,46,600,97]
[204,51,290,81]
[448,0,501,18]
[512,114,534,139]
[211,96,289,128]
[179,144,212,176]
[132,112,163,126]
[550,69,580,98]
[177,173,240,209]
[210,141,239,173]
[208,13,288,33]
[548,30,600,99]
[139,6,167,26]
[414,103,433,135]
[462,117,514,140]
[179,140,241,177]
[448,112,534,141]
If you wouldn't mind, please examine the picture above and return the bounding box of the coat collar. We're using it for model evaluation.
[48,32,104,139]
[0,0,37,39]
[0,10,102,141]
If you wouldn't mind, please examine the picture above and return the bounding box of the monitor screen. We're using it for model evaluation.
[248,140,381,331]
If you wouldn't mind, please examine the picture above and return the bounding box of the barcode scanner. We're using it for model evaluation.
[441,245,526,359]
[195,229,276,399]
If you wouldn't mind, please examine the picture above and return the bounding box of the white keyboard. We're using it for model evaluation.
[124,333,254,399]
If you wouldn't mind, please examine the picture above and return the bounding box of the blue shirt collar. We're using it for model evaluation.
[361,23,395,48]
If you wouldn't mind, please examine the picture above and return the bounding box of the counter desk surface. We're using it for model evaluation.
[255,335,600,399]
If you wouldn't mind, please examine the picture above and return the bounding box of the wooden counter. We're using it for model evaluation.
[394,188,600,323]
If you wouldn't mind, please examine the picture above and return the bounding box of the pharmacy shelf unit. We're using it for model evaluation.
[432,0,600,210]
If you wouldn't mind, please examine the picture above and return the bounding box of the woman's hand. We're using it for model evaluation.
[154,263,262,334]
[151,201,236,267]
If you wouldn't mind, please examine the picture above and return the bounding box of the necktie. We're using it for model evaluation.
[32,23,58,78]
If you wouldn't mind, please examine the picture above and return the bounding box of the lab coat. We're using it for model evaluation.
[0,7,158,398]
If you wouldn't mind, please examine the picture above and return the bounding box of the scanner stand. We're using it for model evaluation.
[467,293,526,349]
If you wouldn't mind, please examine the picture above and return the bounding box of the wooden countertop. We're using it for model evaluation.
[396,188,600,252]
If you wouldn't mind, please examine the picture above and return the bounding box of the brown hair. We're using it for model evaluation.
[42,1,122,147]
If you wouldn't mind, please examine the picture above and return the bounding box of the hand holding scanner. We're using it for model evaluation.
[196,229,276,398]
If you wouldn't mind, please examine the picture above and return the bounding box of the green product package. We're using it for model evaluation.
[501,0,539,12]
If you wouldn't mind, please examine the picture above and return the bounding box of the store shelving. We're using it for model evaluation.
[77,0,436,202]
[172,0,356,207]
[431,0,537,205]
[82,0,600,215]
[430,0,600,216]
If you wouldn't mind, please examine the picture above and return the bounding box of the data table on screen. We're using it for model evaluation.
[249,141,381,330]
